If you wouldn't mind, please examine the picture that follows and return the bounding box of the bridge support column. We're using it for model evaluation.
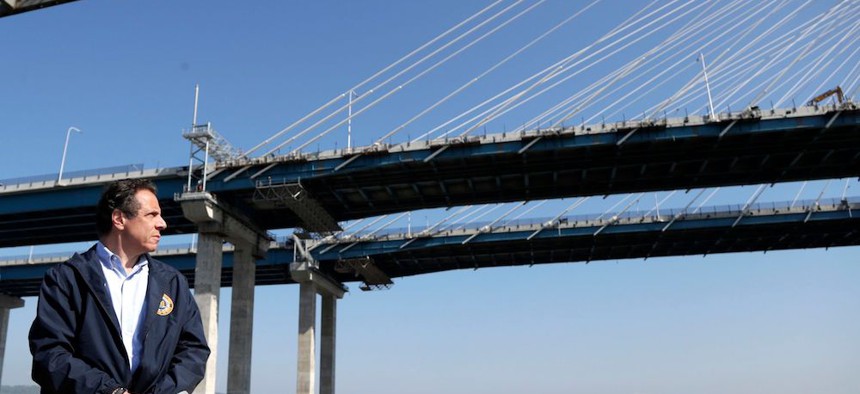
[177,192,270,394]
[192,233,222,394]
[0,295,23,387]
[227,245,256,394]
[320,294,337,394]
[291,259,346,394]
[296,281,317,394]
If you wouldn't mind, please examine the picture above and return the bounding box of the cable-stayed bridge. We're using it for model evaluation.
[3,195,857,297]
[2,1,859,393]
[2,105,858,247]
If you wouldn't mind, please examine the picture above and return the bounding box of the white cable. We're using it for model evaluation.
[461,0,701,137]
[658,0,816,114]
[410,0,669,142]
[375,0,602,145]
[748,1,847,107]
[450,0,708,138]
[585,0,762,123]
[637,0,783,116]
[272,1,541,156]
[692,187,721,215]
[244,1,505,158]
[260,1,527,157]
[839,42,860,98]
[502,200,548,226]
[443,204,497,232]
[775,8,860,106]
[641,191,678,219]
[791,181,808,209]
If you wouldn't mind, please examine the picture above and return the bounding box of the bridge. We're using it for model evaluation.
[2,105,857,247]
[2,195,858,298]
[2,1,859,393]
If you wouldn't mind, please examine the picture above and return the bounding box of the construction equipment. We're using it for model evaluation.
[807,86,844,106]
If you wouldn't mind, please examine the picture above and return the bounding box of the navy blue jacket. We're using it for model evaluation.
[29,246,210,394]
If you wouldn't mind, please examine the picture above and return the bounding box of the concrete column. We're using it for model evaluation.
[193,232,223,394]
[320,294,337,394]
[296,281,317,394]
[0,295,24,386]
[227,246,255,394]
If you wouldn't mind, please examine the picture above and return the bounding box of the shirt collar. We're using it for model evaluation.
[96,241,149,276]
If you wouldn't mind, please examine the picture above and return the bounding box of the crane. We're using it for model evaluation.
[807,86,844,106]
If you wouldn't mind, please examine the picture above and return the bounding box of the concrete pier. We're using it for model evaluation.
[227,246,256,394]
[177,192,270,394]
[320,294,337,394]
[0,295,23,387]
[296,281,317,394]
[192,232,222,394]
[291,260,346,394]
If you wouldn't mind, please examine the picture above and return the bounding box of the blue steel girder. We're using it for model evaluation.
[0,247,298,298]
[0,175,198,247]
[207,109,860,225]
[2,202,858,297]
[307,204,860,279]
[1,110,859,248]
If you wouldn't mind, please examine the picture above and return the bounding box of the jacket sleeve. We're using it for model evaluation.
[153,277,210,394]
[29,267,123,394]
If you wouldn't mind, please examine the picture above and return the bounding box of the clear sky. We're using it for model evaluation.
[1,1,859,393]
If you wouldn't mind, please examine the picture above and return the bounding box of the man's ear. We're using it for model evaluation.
[111,209,125,231]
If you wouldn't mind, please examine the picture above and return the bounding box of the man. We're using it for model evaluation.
[29,179,210,394]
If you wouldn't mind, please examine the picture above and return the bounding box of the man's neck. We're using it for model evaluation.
[100,237,142,273]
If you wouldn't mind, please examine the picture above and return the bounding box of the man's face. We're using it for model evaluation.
[120,189,167,256]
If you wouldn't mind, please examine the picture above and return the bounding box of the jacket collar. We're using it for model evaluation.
[67,245,123,335]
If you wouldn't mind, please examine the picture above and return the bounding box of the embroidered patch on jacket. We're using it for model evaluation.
[157,293,174,316]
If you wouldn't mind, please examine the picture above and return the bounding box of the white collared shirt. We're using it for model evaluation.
[96,242,149,373]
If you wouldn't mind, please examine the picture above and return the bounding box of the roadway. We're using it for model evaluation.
[2,196,856,297]
[1,105,858,249]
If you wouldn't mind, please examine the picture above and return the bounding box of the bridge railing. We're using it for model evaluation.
[0,163,146,190]
[332,196,857,241]
[223,104,854,168]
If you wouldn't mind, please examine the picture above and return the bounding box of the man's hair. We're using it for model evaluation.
[96,179,158,236]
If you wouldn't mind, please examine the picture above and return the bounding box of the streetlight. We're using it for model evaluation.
[58,126,81,184]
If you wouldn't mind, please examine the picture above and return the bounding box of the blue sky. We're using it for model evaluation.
[1,1,859,393]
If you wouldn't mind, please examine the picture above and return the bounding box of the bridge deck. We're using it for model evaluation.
[0,106,857,249]
[2,197,856,297]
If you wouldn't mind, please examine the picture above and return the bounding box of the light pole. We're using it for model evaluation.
[58,126,81,184]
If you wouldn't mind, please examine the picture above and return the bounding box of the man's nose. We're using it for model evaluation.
[157,216,167,230]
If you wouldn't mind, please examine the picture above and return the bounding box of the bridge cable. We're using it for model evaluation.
[430,0,704,140]
[281,1,546,157]
[625,0,784,119]
[574,0,759,125]
[747,0,848,107]
[527,197,590,240]
[337,212,409,253]
[412,0,686,142]
[373,0,602,146]
[259,1,533,158]
[554,0,747,126]
[691,188,721,215]
[654,0,815,115]
[777,10,860,106]
[240,0,507,159]
[455,0,701,139]
[650,0,807,115]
